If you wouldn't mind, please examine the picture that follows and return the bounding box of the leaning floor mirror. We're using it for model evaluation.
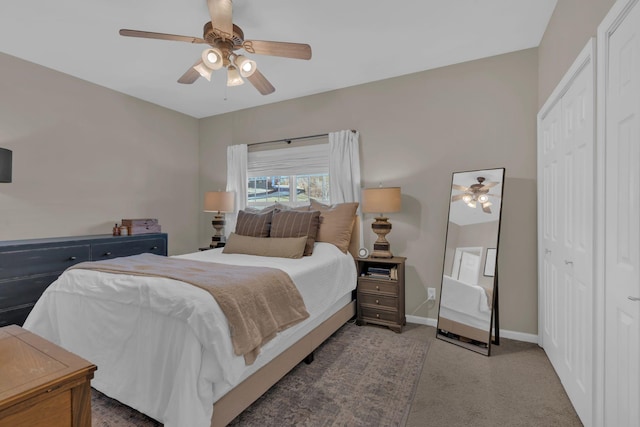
[436,168,505,356]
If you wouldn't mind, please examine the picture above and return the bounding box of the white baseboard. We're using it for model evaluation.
[406,315,437,327]
[406,315,539,344]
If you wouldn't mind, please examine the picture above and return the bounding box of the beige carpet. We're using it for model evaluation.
[91,321,429,426]
[405,325,583,427]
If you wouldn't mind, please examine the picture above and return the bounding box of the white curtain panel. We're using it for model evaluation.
[225,144,248,237]
[328,130,361,205]
[328,130,363,247]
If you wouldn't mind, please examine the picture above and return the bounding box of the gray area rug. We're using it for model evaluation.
[91,322,430,426]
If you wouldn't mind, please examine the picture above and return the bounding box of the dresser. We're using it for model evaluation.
[0,233,168,327]
[356,256,406,333]
[0,325,97,427]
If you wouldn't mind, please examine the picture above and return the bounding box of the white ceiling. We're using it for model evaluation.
[0,1,556,119]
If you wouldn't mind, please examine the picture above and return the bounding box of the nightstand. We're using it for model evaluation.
[356,256,406,333]
[199,242,225,251]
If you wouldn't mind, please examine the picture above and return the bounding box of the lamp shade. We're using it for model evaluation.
[204,191,235,213]
[0,148,12,183]
[361,187,401,214]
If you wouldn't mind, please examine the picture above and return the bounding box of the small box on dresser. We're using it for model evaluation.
[356,256,406,333]
[121,219,161,235]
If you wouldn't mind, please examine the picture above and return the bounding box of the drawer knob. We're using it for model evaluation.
[104,252,112,256]
[151,246,158,250]
[376,314,380,318]
[375,299,380,304]
[375,285,380,290]
[68,256,77,261]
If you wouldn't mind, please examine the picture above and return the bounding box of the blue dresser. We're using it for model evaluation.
[0,233,168,327]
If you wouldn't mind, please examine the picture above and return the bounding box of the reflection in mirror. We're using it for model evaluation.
[436,168,505,356]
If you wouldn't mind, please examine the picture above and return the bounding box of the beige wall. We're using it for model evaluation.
[0,53,200,255]
[199,48,539,334]
[538,0,616,107]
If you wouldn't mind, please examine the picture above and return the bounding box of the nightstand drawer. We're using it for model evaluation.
[358,279,398,295]
[361,307,398,323]
[358,293,397,309]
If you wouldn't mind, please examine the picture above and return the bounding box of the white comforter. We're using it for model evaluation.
[23,242,356,427]
[440,274,492,329]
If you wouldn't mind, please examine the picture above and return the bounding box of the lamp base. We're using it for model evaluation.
[370,217,394,258]
[210,214,226,248]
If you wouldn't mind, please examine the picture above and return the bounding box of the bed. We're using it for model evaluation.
[23,203,360,427]
[438,274,492,343]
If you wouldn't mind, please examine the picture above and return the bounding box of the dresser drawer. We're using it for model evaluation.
[360,306,398,323]
[91,238,166,259]
[358,292,397,310]
[0,305,34,327]
[0,245,90,280]
[357,279,398,296]
[0,274,59,310]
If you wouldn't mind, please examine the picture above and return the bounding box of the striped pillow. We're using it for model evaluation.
[234,210,273,237]
[270,210,321,256]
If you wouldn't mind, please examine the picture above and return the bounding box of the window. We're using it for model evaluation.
[247,144,330,208]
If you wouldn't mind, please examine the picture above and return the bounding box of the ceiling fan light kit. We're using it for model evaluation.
[226,65,243,86]
[452,176,501,214]
[202,48,224,70]
[119,0,311,96]
[234,55,256,77]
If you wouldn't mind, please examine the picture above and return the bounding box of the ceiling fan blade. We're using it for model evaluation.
[119,29,205,44]
[178,60,203,84]
[243,40,312,60]
[482,181,499,189]
[451,194,465,202]
[452,184,469,191]
[208,0,233,38]
[482,205,492,214]
[246,69,275,95]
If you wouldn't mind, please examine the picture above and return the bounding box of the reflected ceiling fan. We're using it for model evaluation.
[119,0,312,95]
[451,177,501,213]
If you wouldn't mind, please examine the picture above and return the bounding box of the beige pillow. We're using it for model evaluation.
[310,199,359,253]
[270,209,320,256]
[234,210,273,237]
[222,233,307,259]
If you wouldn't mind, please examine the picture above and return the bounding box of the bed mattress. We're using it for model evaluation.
[23,242,357,427]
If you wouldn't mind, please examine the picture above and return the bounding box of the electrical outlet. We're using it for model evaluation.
[427,287,436,301]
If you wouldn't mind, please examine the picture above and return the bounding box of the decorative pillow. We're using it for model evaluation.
[222,233,307,259]
[310,199,359,253]
[270,210,321,256]
[234,209,273,237]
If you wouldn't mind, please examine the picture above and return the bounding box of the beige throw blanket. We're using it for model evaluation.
[69,253,309,364]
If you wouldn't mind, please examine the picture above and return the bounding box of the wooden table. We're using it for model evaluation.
[0,325,97,427]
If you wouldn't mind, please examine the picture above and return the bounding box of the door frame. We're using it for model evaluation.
[596,1,640,426]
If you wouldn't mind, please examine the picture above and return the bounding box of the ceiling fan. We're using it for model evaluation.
[451,177,501,213]
[119,0,312,95]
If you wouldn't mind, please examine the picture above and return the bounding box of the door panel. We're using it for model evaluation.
[604,3,640,425]
[538,39,595,426]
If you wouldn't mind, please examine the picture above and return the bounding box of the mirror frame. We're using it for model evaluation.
[436,167,505,356]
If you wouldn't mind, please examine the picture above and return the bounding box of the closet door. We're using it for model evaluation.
[537,39,595,427]
[599,1,640,425]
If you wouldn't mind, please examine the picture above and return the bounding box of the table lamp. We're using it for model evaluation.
[361,186,401,258]
[204,191,235,248]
